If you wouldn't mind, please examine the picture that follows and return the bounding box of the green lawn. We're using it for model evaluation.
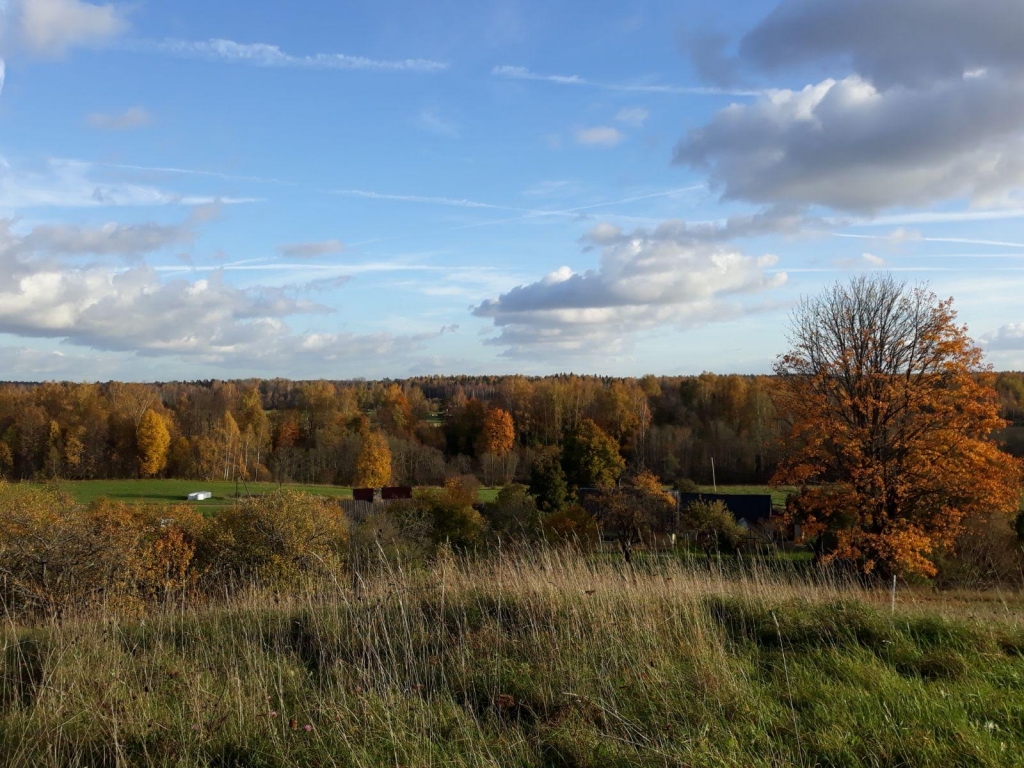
[696,483,797,508]
[46,479,354,508]
[42,479,504,507]
[477,486,501,503]
[31,479,806,511]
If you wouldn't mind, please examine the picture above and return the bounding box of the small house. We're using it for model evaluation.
[187,491,212,501]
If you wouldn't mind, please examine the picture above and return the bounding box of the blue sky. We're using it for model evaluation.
[2,0,1024,380]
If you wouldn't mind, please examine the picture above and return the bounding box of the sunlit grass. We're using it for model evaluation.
[36,479,505,509]
[2,549,1022,767]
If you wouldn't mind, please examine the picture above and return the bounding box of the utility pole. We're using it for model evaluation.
[711,456,717,492]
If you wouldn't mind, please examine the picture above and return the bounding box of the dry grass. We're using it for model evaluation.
[2,548,1023,767]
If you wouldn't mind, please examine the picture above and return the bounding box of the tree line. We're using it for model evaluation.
[0,368,1022,491]
[0,372,787,488]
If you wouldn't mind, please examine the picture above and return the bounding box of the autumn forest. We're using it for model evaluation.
[1,369,1022,488]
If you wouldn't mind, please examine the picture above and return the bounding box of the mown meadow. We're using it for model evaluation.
[35,479,506,510]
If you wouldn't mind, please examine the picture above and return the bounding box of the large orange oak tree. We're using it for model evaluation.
[773,275,1022,576]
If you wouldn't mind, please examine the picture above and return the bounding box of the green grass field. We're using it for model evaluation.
[34,479,792,510]
[697,483,797,508]
[46,479,354,508]
[42,478,506,508]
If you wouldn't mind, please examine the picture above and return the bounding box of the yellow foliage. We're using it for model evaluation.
[355,431,392,487]
[137,408,171,478]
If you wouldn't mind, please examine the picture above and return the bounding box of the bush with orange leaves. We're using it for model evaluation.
[130,503,210,599]
[0,483,207,615]
[0,483,348,616]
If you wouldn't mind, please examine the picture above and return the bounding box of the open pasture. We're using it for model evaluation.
[37,478,507,508]
[44,479,354,509]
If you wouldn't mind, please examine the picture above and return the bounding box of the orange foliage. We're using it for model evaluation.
[478,407,515,457]
[774,278,1023,576]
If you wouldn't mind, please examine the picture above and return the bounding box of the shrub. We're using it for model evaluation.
[128,503,211,599]
[676,478,699,494]
[934,512,1024,588]
[350,499,434,565]
[543,504,599,547]
[680,498,746,554]
[0,484,208,615]
[216,490,349,584]
[416,476,485,548]
[482,484,542,542]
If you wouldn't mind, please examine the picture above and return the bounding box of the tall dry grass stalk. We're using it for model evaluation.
[1,547,1022,766]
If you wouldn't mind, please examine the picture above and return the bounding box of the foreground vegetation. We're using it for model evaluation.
[1,476,1022,765]
[3,550,1024,767]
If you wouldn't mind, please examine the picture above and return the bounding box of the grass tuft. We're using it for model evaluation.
[1,549,1023,766]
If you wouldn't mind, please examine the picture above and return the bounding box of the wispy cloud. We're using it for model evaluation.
[492,65,762,96]
[278,239,345,258]
[85,160,296,186]
[448,186,704,231]
[333,189,519,210]
[615,107,649,127]
[575,126,624,148]
[522,180,579,197]
[0,157,260,209]
[834,231,1024,249]
[138,38,448,72]
[323,185,704,251]
[86,106,152,130]
[152,261,447,275]
[416,108,461,138]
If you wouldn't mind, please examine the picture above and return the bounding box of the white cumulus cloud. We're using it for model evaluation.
[473,221,787,356]
[679,0,1024,214]
[982,323,1024,351]
[0,217,429,370]
[676,74,1024,213]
